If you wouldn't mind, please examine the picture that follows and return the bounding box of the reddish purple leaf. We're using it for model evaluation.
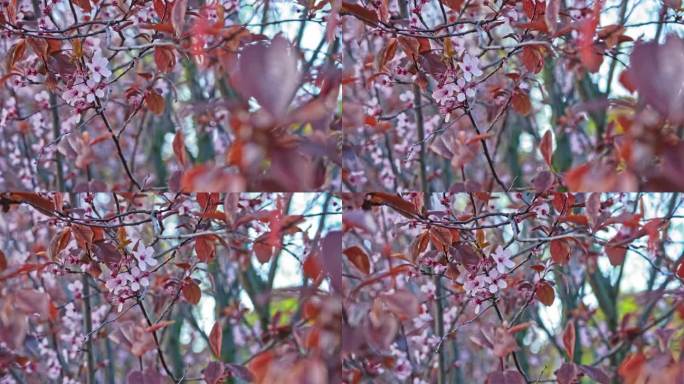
[230,35,302,118]
[321,230,342,292]
[630,35,684,123]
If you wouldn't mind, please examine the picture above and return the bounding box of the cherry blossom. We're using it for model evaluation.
[342,192,684,383]
[134,245,158,271]
[432,81,460,107]
[491,245,515,273]
[459,53,483,82]
[128,266,150,292]
[86,53,112,83]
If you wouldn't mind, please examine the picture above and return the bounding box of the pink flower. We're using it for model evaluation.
[420,280,436,299]
[106,273,127,294]
[464,273,488,296]
[134,245,158,271]
[34,91,50,108]
[485,268,508,293]
[531,203,549,216]
[491,245,515,273]
[459,53,483,82]
[394,359,412,380]
[84,79,105,103]
[455,78,476,102]
[432,82,459,106]
[87,53,111,83]
[62,85,83,106]
[128,266,149,292]
[67,280,83,299]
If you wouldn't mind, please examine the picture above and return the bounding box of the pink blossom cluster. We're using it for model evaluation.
[457,245,515,313]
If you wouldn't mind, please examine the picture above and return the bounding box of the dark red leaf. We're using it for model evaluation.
[195,235,216,263]
[182,280,201,305]
[179,165,245,192]
[532,170,555,193]
[630,35,684,123]
[93,240,122,270]
[536,281,555,306]
[555,363,580,384]
[73,0,91,12]
[550,239,570,265]
[153,46,175,73]
[253,234,274,264]
[340,2,379,26]
[209,320,222,358]
[229,35,301,118]
[363,192,420,218]
[303,251,322,280]
[145,90,165,115]
[540,130,554,167]
[562,320,576,360]
[203,362,224,384]
[605,242,627,266]
[343,246,371,275]
[511,90,532,115]
[172,130,187,167]
[578,1,604,73]
[520,45,544,74]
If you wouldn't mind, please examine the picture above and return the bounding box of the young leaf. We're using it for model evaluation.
[182,280,201,305]
[562,320,576,361]
[605,243,627,266]
[209,320,222,358]
[153,46,176,73]
[303,251,322,280]
[343,246,371,275]
[363,192,420,218]
[578,0,604,73]
[229,35,302,118]
[511,90,532,116]
[145,90,165,115]
[203,361,224,384]
[540,130,554,167]
[172,130,187,167]
[677,261,684,280]
[550,239,570,265]
[340,2,379,26]
[536,281,555,306]
[555,363,580,384]
[253,234,274,264]
[195,235,216,263]
[410,231,429,262]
